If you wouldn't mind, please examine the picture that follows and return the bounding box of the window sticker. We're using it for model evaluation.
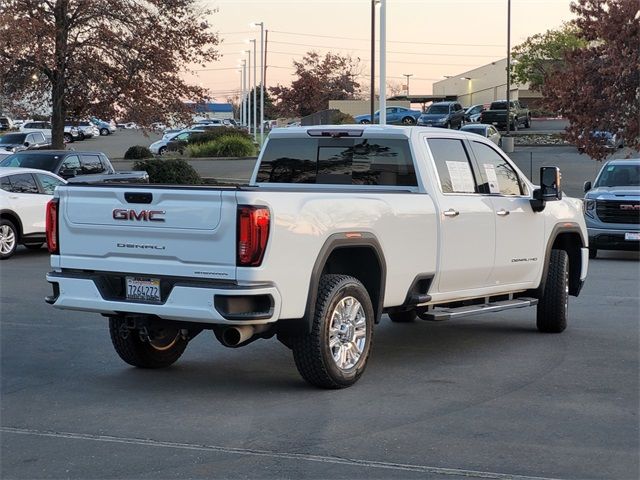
[445,161,475,193]
[483,163,500,193]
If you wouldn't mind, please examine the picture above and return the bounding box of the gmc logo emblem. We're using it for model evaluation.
[112,209,166,222]
[620,205,640,211]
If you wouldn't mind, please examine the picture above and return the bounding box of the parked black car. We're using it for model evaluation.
[417,101,465,129]
[0,150,148,183]
[0,132,51,160]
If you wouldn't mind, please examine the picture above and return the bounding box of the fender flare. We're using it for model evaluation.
[300,232,387,333]
[538,222,586,296]
[0,209,24,238]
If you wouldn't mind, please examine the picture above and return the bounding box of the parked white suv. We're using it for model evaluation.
[0,168,66,259]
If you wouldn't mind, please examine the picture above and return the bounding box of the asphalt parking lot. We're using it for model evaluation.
[1,246,638,479]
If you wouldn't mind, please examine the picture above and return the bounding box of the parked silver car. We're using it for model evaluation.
[460,124,502,146]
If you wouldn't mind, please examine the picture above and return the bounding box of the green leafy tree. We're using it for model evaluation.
[0,0,220,148]
[511,23,586,91]
[269,52,361,118]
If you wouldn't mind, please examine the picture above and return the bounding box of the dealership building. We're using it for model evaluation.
[431,58,542,109]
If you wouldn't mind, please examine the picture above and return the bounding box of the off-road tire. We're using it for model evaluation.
[388,310,416,323]
[0,219,18,259]
[291,274,374,389]
[536,249,569,333]
[109,317,188,368]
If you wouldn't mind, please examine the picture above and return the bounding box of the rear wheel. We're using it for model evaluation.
[388,310,416,323]
[524,116,531,128]
[109,317,188,368]
[359,119,371,124]
[63,133,73,143]
[401,116,416,125]
[536,249,569,333]
[290,274,374,389]
[0,219,18,259]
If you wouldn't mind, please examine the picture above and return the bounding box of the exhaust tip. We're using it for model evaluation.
[222,327,243,346]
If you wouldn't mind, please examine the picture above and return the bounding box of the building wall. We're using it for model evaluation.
[328,100,411,117]
[432,58,525,108]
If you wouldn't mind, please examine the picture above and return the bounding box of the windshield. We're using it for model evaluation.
[0,134,26,144]
[594,164,640,187]
[426,105,449,114]
[0,153,60,171]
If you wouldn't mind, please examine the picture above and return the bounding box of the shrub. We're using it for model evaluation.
[124,145,153,159]
[331,111,356,125]
[133,159,201,184]
[187,136,256,158]
[188,128,252,145]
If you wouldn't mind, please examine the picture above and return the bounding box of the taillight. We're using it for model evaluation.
[46,199,59,254]
[237,205,270,266]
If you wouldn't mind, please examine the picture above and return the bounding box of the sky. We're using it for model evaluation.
[187,0,576,102]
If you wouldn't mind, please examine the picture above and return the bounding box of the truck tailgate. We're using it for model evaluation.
[54,186,238,280]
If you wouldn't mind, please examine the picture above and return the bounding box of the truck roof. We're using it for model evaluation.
[267,124,484,141]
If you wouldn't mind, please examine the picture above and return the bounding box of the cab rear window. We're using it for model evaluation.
[257,137,417,186]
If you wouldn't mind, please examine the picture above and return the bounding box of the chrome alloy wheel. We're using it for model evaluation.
[328,296,367,371]
[0,225,16,255]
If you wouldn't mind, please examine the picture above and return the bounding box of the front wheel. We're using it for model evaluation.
[359,119,371,124]
[291,274,374,389]
[109,318,188,368]
[536,249,569,333]
[158,146,167,156]
[63,133,73,143]
[100,127,109,136]
[524,116,531,128]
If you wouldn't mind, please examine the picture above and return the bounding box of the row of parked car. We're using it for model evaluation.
[149,118,243,155]
[0,148,148,259]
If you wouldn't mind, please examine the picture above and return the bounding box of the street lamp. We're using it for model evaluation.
[249,39,257,141]
[252,22,265,144]
[403,73,413,96]
[379,0,387,125]
[241,59,247,126]
[243,49,251,131]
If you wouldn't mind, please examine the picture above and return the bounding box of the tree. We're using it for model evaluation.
[0,0,220,148]
[269,52,361,118]
[543,0,639,160]
[511,23,586,91]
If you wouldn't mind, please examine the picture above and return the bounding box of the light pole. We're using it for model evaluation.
[252,22,265,144]
[370,1,378,123]
[506,0,511,136]
[238,68,243,123]
[403,73,413,96]
[241,59,247,126]
[244,49,251,131]
[250,39,257,142]
[379,0,387,125]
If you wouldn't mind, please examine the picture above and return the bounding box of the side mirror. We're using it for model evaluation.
[583,181,592,192]
[23,142,30,147]
[531,166,562,212]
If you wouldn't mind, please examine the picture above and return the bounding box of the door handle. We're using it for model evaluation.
[9,195,18,199]
[496,209,510,216]
[443,208,460,217]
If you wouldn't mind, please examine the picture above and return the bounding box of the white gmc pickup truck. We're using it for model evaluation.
[45,125,589,388]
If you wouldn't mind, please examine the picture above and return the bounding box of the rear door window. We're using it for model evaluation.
[426,138,478,194]
[257,137,417,186]
[61,155,80,171]
[80,154,105,174]
[35,173,65,194]
[4,173,39,194]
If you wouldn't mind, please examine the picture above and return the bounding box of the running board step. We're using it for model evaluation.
[417,297,538,322]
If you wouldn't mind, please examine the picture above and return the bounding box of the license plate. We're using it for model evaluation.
[625,232,640,241]
[126,277,161,302]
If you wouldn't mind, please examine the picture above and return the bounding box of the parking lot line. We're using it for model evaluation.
[1,426,564,480]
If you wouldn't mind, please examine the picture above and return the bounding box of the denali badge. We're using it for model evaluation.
[113,209,165,222]
[117,243,166,250]
[620,205,640,211]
